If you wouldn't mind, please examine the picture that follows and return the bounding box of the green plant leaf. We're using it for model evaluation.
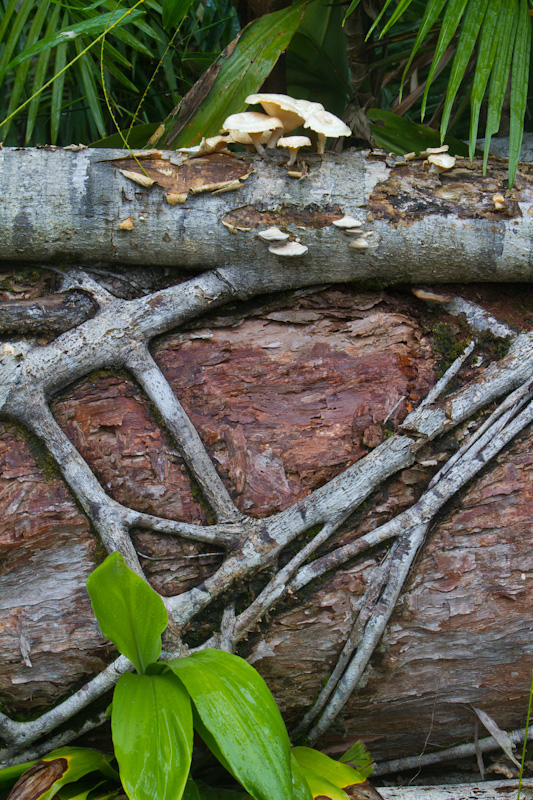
[291,757,314,800]
[508,0,531,187]
[421,0,470,119]
[398,0,448,99]
[112,672,193,800]
[91,122,160,147]
[167,649,293,800]
[194,784,252,800]
[287,0,351,117]
[7,749,118,800]
[50,13,68,145]
[26,2,62,143]
[367,107,470,155]
[0,760,38,793]
[338,741,373,779]
[292,748,365,800]
[158,0,307,148]
[468,0,502,160]
[3,9,145,73]
[86,552,168,674]
[162,0,195,31]
[440,0,491,141]
[483,0,519,171]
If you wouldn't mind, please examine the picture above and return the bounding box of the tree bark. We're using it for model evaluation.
[1,146,533,772]
[0,147,531,282]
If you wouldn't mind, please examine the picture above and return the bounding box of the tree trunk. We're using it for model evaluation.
[1,146,532,773]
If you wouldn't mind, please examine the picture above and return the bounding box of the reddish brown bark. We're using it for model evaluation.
[1,284,532,763]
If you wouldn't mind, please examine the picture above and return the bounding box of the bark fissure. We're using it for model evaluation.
[1,260,532,767]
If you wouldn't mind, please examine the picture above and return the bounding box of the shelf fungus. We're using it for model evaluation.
[258,228,290,242]
[349,237,369,250]
[268,241,308,257]
[117,217,134,230]
[113,152,253,204]
[332,216,363,229]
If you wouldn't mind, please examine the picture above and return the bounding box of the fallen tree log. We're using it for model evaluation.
[0,145,532,772]
[0,146,532,283]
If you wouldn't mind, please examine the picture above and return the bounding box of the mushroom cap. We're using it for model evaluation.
[277,135,311,150]
[245,93,306,132]
[222,111,283,134]
[332,215,362,229]
[258,227,290,242]
[268,241,308,257]
[304,109,351,138]
[226,130,271,145]
[292,98,325,117]
[427,152,456,170]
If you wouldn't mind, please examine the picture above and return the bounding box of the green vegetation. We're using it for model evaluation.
[0,0,531,185]
[0,552,374,800]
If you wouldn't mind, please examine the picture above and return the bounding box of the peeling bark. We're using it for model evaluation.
[1,145,533,771]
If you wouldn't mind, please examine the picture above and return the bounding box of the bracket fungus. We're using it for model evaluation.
[268,241,308,257]
[277,135,311,166]
[332,216,363,229]
[221,112,283,155]
[258,228,290,242]
[427,152,456,172]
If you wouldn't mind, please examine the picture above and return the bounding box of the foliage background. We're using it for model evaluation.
[0,0,531,184]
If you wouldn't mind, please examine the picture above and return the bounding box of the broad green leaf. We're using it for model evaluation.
[167,649,293,800]
[0,760,38,793]
[367,108,470,155]
[338,741,373,779]
[91,122,160,147]
[440,0,491,141]
[8,748,118,800]
[508,0,531,187]
[182,777,201,800]
[291,756,314,800]
[421,0,469,119]
[86,552,168,674]
[162,0,195,31]
[195,784,252,800]
[112,672,193,800]
[159,0,307,148]
[292,748,366,791]
[468,0,502,160]
[287,0,351,117]
[483,0,519,172]
[57,780,108,800]
[3,9,145,73]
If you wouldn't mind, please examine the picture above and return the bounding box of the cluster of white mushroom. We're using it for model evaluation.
[220,93,351,162]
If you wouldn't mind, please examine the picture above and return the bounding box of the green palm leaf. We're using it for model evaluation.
[26,2,62,142]
[420,0,469,119]
[439,0,490,140]
[508,0,531,187]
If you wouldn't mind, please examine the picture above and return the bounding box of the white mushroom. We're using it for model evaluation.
[427,152,456,172]
[245,94,306,135]
[422,144,449,155]
[303,110,351,154]
[225,129,271,153]
[332,216,362,229]
[221,112,283,156]
[268,241,308,257]
[277,135,311,166]
[258,228,289,242]
[349,238,369,250]
[493,193,507,210]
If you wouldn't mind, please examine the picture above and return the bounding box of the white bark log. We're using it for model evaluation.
[1,147,532,282]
